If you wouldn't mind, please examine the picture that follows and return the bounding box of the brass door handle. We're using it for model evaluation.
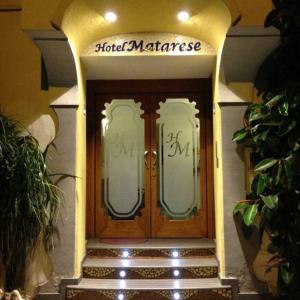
[144,150,150,170]
[152,150,157,170]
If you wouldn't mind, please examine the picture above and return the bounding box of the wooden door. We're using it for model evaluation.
[92,93,151,238]
[86,80,214,239]
[150,93,208,238]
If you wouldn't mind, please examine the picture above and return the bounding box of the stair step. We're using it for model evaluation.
[66,278,232,300]
[83,257,218,268]
[82,257,218,279]
[87,238,215,258]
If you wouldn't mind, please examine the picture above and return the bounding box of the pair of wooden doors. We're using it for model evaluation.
[87,80,214,239]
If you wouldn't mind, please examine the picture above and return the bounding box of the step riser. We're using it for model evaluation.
[87,248,215,258]
[67,240,232,300]
[66,288,232,300]
[83,266,218,279]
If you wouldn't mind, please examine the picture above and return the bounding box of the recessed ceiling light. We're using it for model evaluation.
[177,10,190,22]
[105,11,118,22]
[173,269,180,277]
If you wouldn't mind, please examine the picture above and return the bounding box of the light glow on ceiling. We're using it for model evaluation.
[105,11,118,22]
[177,11,190,22]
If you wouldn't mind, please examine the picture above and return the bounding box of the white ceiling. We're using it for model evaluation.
[81,55,216,80]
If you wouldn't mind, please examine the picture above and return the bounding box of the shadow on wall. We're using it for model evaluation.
[234,139,279,298]
[234,207,277,298]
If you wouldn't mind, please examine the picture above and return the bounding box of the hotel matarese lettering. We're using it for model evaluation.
[95,39,202,53]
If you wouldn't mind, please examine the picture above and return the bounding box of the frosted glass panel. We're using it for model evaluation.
[102,100,144,219]
[157,99,200,220]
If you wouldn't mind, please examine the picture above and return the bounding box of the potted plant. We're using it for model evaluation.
[232,1,300,299]
[0,113,61,297]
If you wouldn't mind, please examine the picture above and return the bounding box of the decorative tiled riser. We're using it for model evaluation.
[83,266,218,279]
[66,240,233,300]
[87,248,215,258]
[66,288,232,300]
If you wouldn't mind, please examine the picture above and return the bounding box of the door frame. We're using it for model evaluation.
[86,79,215,239]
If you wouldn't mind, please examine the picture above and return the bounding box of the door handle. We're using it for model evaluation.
[152,150,157,170]
[144,150,150,170]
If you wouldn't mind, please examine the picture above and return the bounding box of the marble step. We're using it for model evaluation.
[82,257,218,279]
[66,278,232,300]
[87,238,215,258]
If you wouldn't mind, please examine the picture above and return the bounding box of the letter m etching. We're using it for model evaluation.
[167,131,190,157]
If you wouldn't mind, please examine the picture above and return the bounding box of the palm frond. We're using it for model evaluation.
[0,113,62,290]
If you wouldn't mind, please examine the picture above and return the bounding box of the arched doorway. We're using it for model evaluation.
[83,33,216,239]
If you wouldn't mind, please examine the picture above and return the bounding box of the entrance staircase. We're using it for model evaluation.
[65,239,233,300]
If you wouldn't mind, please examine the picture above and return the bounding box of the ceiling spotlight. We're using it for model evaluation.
[172,250,179,258]
[173,292,181,300]
[173,269,180,277]
[177,10,190,22]
[122,250,130,258]
[105,11,118,22]
[118,293,124,300]
[119,270,127,278]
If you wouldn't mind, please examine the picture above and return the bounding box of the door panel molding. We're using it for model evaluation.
[86,79,214,238]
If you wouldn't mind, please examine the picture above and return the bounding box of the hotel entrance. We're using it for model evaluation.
[5,1,279,298]
[87,79,214,238]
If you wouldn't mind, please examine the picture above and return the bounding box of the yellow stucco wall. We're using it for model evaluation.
[0,0,21,9]
[62,0,231,54]
[0,11,57,127]
[21,0,273,31]
[237,0,273,26]
[22,0,61,30]
[212,56,226,275]
[72,56,87,277]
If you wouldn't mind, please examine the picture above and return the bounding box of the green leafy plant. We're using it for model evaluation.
[0,113,61,291]
[232,1,300,299]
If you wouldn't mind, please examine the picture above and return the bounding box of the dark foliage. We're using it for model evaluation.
[232,1,300,299]
[0,113,60,290]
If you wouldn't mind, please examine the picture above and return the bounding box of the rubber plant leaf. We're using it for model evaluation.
[232,129,247,143]
[279,102,289,116]
[233,202,250,216]
[243,204,258,226]
[265,94,284,108]
[257,175,267,194]
[255,158,278,172]
[260,194,279,209]
[279,119,297,136]
[280,264,295,286]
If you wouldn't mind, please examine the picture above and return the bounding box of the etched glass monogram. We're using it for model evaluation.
[156,99,200,219]
[102,100,145,219]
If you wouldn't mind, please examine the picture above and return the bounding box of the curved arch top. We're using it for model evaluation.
[52,0,240,31]
[59,0,233,56]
